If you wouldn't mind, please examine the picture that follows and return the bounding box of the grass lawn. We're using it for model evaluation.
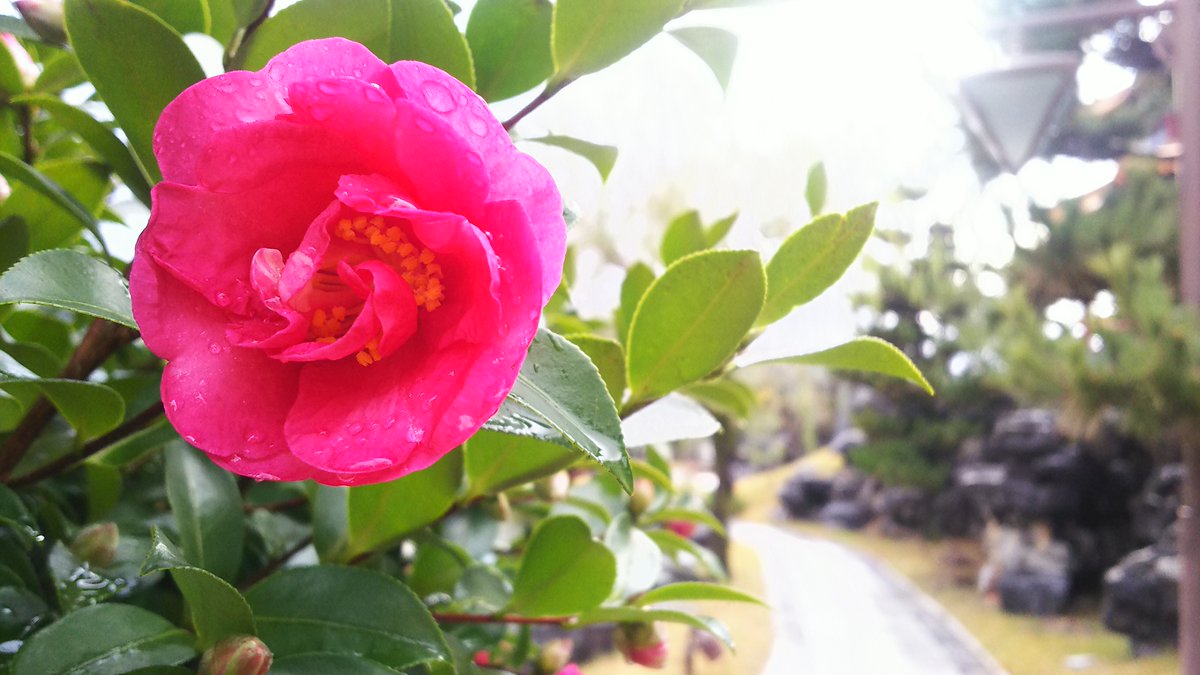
[734,461,1180,675]
[581,542,772,675]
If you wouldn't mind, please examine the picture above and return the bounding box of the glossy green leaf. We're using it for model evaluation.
[12,604,196,675]
[757,203,876,326]
[65,0,205,183]
[0,372,125,440]
[34,52,87,94]
[409,535,470,597]
[635,581,764,607]
[85,462,121,519]
[626,250,766,404]
[617,262,655,347]
[660,210,705,266]
[0,389,23,430]
[164,442,245,582]
[0,153,103,246]
[630,458,672,492]
[464,429,576,498]
[575,606,734,650]
[246,566,450,668]
[551,0,684,81]
[647,529,726,580]
[88,417,177,467]
[0,250,135,328]
[704,211,738,247]
[142,529,256,649]
[508,516,615,616]
[128,0,209,34]
[767,336,934,394]
[343,449,462,559]
[484,328,631,492]
[239,0,474,87]
[669,26,737,91]
[0,587,49,643]
[564,334,625,402]
[605,513,663,599]
[0,217,28,273]
[311,484,349,563]
[680,378,756,419]
[643,506,726,537]
[526,135,617,181]
[805,161,827,216]
[18,94,152,205]
[0,484,36,546]
[271,654,398,675]
[467,0,553,101]
[0,159,109,252]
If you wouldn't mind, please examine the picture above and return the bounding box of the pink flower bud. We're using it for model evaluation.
[666,520,697,539]
[69,522,119,568]
[0,34,38,89]
[472,650,491,666]
[199,636,272,675]
[629,478,655,516]
[13,1,66,45]
[615,622,668,669]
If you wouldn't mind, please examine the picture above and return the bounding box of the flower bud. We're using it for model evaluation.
[0,34,37,89]
[13,1,66,45]
[199,636,272,675]
[69,522,119,568]
[472,650,491,666]
[536,638,573,674]
[614,622,667,669]
[629,478,655,516]
[693,630,724,661]
[666,520,697,539]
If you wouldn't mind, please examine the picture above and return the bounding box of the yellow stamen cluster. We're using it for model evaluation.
[335,215,445,312]
[355,338,382,367]
[309,306,349,343]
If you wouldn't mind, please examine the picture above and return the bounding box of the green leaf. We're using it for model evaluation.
[311,484,349,563]
[12,604,196,675]
[34,52,87,94]
[805,161,827,216]
[525,135,617,181]
[647,529,726,580]
[271,654,398,675]
[238,0,474,88]
[0,372,125,440]
[757,203,876,327]
[127,0,210,35]
[626,250,766,404]
[679,377,756,419]
[85,462,121,519]
[605,513,663,599]
[65,0,205,183]
[617,262,655,347]
[704,211,738,248]
[0,153,103,246]
[669,26,737,91]
[634,581,764,606]
[767,336,933,395]
[564,334,626,402]
[643,506,726,537]
[17,94,152,205]
[0,35,27,96]
[0,484,36,545]
[0,389,23,430]
[660,210,705,266]
[0,249,133,328]
[467,0,553,102]
[88,417,178,467]
[141,529,256,649]
[409,535,470,597]
[551,0,684,81]
[386,0,475,89]
[343,449,462,559]
[574,606,734,650]
[164,442,245,582]
[0,16,40,41]
[463,429,576,498]
[0,216,28,273]
[508,516,615,616]
[246,566,450,668]
[484,328,631,492]
[0,159,109,252]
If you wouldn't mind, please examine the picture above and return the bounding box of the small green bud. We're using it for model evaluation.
[629,478,655,516]
[199,636,272,675]
[69,523,119,568]
[536,638,573,674]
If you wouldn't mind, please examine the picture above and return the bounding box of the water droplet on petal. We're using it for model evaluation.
[422,80,456,113]
[246,433,262,444]
[348,423,363,435]
[414,115,436,134]
[253,472,280,481]
[208,343,221,355]
[316,80,339,95]
[407,426,425,442]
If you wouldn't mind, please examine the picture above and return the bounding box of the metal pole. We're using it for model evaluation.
[1174,0,1200,670]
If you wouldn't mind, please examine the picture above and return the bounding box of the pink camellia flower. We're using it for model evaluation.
[666,520,698,538]
[557,664,583,675]
[131,38,565,485]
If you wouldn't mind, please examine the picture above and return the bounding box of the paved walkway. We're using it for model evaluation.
[733,521,1007,675]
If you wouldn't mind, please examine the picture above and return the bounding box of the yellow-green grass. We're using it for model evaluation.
[582,542,772,675]
[735,461,1179,675]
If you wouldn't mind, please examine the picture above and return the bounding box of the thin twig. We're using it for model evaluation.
[6,401,165,486]
[16,104,35,164]
[239,534,313,591]
[502,79,572,131]
[432,612,574,626]
[0,320,139,476]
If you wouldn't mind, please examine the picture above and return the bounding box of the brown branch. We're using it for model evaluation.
[239,534,313,591]
[432,612,574,626]
[16,104,35,164]
[0,320,139,476]
[502,79,572,131]
[6,401,165,486]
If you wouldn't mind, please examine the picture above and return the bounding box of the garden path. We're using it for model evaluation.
[732,521,1006,675]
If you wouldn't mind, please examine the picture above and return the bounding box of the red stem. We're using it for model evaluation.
[431,612,573,626]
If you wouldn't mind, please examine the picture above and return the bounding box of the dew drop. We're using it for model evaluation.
[348,423,363,435]
[208,343,221,354]
[246,433,262,444]
[467,112,489,137]
[316,80,339,95]
[253,472,280,481]
[414,115,436,133]
[422,80,456,112]
[168,400,178,412]
[407,426,425,442]
[458,414,475,430]
[184,435,197,443]
[384,417,397,429]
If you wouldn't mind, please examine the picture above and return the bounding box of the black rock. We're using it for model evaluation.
[1102,532,1179,646]
[874,486,931,532]
[778,474,833,519]
[817,499,874,530]
[1131,464,1184,546]
[984,409,1063,462]
[997,568,1072,615]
